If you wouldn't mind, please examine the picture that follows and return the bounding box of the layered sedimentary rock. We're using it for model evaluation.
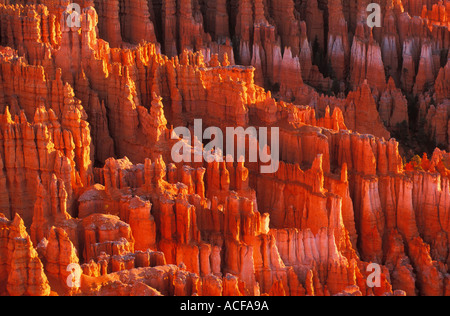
[0,86,91,228]
[38,226,79,290]
[0,0,449,297]
[379,77,409,128]
[0,214,50,296]
[349,23,386,92]
[327,0,351,81]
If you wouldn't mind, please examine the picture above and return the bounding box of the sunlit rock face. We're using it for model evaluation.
[0,0,448,296]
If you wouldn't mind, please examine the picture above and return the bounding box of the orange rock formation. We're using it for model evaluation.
[0,0,448,297]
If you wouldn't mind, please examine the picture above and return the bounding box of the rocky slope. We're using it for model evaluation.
[0,0,448,296]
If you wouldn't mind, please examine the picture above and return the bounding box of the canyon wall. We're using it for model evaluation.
[0,0,448,296]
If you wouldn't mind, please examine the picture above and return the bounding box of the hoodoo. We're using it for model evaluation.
[0,0,448,298]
